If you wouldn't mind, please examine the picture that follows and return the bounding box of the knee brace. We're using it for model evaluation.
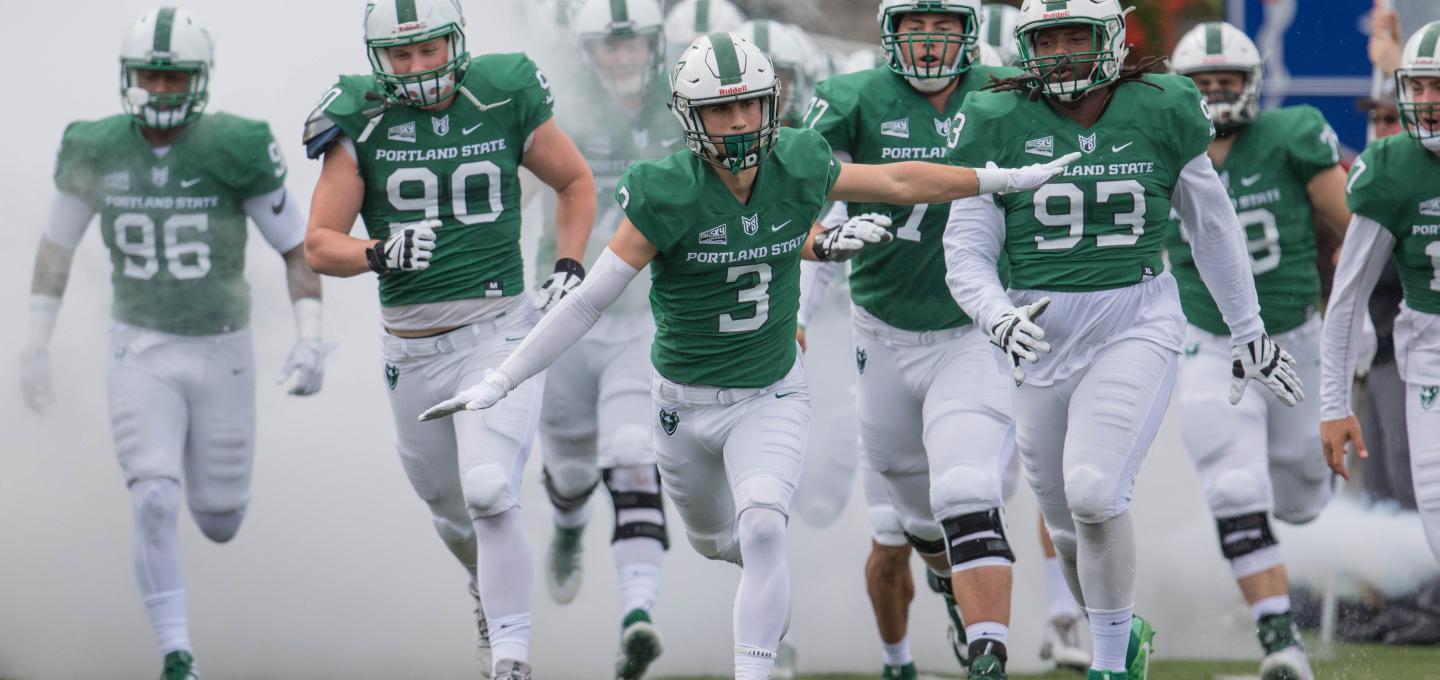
[603,465,669,549]
[941,508,1015,572]
[931,465,1000,519]
[903,528,947,560]
[1064,464,1121,524]
[462,464,517,518]
[1217,512,1283,578]
[543,466,600,514]
[191,508,247,543]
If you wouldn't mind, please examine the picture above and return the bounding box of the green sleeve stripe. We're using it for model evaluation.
[710,32,743,85]
[154,7,176,54]
[610,0,629,24]
[1205,22,1224,55]
[1421,23,1440,59]
[695,0,710,32]
[754,20,771,53]
[396,0,418,24]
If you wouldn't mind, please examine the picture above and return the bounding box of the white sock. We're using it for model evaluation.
[554,503,590,529]
[733,508,790,674]
[1252,594,1292,622]
[1086,606,1133,672]
[145,589,191,655]
[473,508,532,663]
[130,479,190,655]
[735,644,776,680]
[882,638,912,667]
[966,621,1009,648]
[613,538,664,614]
[1046,557,1082,618]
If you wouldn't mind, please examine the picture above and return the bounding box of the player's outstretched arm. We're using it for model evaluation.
[243,185,327,395]
[22,192,95,413]
[304,145,376,277]
[826,152,1080,206]
[1319,214,1395,479]
[418,219,657,421]
[524,120,597,312]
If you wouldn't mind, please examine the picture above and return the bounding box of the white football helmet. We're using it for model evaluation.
[1397,21,1440,151]
[879,0,983,93]
[669,32,780,173]
[1172,22,1262,131]
[573,0,667,99]
[364,0,468,106]
[981,3,1020,66]
[664,0,747,63]
[736,20,817,121]
[1014,0,1132,102]
[119,8,215,129]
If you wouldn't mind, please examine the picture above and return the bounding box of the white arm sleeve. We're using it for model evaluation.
[797,201,851,327]
[1320,215,1395,420]
[43,191,95,249]
[1174,152,1264,343]
[943,195,1011,333]
[243,187,306,254]
[495,247,640,388]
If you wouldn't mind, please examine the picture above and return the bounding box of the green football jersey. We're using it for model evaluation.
[952,74,1215,292]
[53,113,286,336]
[618,127,841,388]
[314,54,553,309]
[808,65,1019,331]
[1165,106,1339,335]
[1347,134,1440,315]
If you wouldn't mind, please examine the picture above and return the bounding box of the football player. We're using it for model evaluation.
[980,3,1020,66]
[421,32,1074,680]
[661,0,747,64]
[532,0,675,677]
[800,2,1030,678]
[943,2,1305,679]
[1166,21,1353,680]
[22,8,326,680]
[301,0,596,678]
[735,20,819,129]
[1322,20,1440,566]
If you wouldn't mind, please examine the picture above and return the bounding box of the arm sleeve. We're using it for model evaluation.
[1321,215,1395,420]
[943,194,1012,333]
[495,247,639,387]
[243,186,306,254]
[1174,152,1264,343]
[43,191,96,249]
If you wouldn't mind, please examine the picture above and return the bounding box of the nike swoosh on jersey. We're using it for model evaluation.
[1111,142,1134,153]
[463,122,484,135]
[180,178,202,188]
[775,391,801,399]
[1242,174,1263,187]
[271,190,287,216]
[771,220,792,232]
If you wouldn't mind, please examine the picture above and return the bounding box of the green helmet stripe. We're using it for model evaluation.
[1205,22,1224,55]
[395,0,419,24]
[610,0,629,23]
[755,20,771,53]
[1043,0,1068,10]
[988,9,1004,45]
[710,32,743,85]
[1421,23,1440,58]
[153,7,176,54]
[695,0,710,32]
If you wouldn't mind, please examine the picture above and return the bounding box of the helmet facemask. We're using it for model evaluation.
[1016,13,1130,102]
[1397,72,1440,151]
[1189,69,1260,133]
[673,87,781,174]
[881,6,979,92]
[582,29,666,100]
[368,26,468,106]
[121,62,209,129]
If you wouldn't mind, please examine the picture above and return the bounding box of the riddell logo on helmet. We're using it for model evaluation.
[396,21,427,32]
[718,85,750,95]
[1041,11,1073,19]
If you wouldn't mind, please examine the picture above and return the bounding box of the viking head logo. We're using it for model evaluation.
[659,408,679,436]
[1422,386,1438,411]
[856,347,868,375]
[385,363,400,391]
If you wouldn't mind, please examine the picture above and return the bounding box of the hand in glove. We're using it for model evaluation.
[973,152,1081,194]
[812,213,894,262]
[368,219,439,273]
[1230,334,1305,406]
[533,258,585,313]
[989,298,1052,386]
[419,369,515,421]
[19,347,53,413]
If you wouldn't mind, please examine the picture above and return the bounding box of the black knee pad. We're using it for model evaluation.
[942,508,1015,569]
[543,466,599,514]
[603,466,669,550]
[1217,511,1278,561]
[903,531,947,559]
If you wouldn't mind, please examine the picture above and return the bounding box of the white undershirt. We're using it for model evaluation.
[1320,214,1395,420]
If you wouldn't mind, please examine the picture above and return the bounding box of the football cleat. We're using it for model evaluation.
[881,662,918,680]
[1258,613,1313,680]
[1040,613,1091,671]
[470,581,493,678]
[546,525,585,604]
[968,652,1007,680]
[615,608,663,680]
[493,659,532,680]
[772,641,799,680]
[1125,616,1156,680]
[161,651,198,680]
[926,569,970,668]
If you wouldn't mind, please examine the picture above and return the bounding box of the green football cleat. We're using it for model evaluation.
[1084,671,1128,680]
[968,653,1007,679]
[1257,613,1313,680]
[546,524,585,604]
[1125,615,1156,680]
[926,569,969,668]
[881,662,918,680]
[161,651,198,680]
[615,608,663,680]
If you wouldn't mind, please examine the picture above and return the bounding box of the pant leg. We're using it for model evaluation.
[1406,381,1440,562]
[596,332,656,469]
[853,323,938,545]
[539,338,602,499]
[108,325,189,487]
[1012,369,1082,605]
[1176,326,1273,521]
[1368,361,1418,508]
[1265,318,1331,524]
[920,327,1017,522]
[182,331,257,542]
[652,386,739,564]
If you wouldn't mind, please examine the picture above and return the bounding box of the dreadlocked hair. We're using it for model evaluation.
[983,55,1172,101]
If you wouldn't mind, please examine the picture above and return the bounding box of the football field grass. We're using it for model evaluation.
[662,641,1440,680]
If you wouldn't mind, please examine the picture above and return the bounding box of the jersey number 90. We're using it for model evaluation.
[386,162,504,230]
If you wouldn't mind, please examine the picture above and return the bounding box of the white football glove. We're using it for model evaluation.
[812,213,894,262]
[989,298,1052,386]
[368,219,438,273]
[19,347,53,414]
[533,258,586,313]
[277,338,328,396]
[974,152,1082,194]
[419,369,515,421]
[1231,334,1305,406]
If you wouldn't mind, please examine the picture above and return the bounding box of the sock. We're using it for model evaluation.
[130,479,190,655]
[966,621,1009,649]
[882,637,912,667]
[735,644,776,680]
[613,537,664,614]
[733,508,790,675]
[1251,594,1291,623]
[1086,606,1133,672]
[473,508,533,663]
[1047,557,1082,618]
